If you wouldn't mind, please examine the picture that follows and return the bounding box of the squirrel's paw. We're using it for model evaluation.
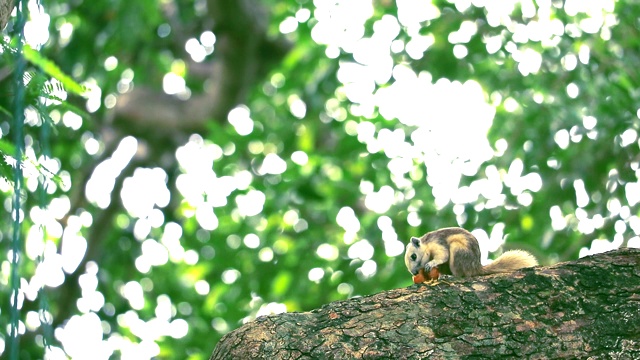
[424,261,440,272]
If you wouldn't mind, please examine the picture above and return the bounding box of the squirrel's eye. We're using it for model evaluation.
[410,254,417,261]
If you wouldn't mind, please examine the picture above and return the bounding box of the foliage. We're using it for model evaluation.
[0,0,638,359]
[0,35,84,187]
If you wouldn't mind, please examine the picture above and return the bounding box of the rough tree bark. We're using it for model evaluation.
[0,0,12,31]
[210,248,640,359]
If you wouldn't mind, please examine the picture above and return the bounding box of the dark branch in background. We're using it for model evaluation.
[113,0,291,136]
[0,0,14,30]
[53,126,160,330]
[60,127,121,229]
[159,0,191,50]
[53,153,146,329]
[210,248,640,359]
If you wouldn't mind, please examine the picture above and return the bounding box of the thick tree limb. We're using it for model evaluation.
[114,89,220,134]
[210,248,640,359]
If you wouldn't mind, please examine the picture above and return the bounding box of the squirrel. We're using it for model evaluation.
[404,227,538,278]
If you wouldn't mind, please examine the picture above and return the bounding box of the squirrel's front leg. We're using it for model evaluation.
[424,260,443,271]
[424,246,449,271]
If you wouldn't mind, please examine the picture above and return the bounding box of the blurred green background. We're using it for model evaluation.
[1,0,639,358]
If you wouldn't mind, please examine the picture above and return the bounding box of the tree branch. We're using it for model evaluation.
[52,153,146,329]
[0,0,13,30]
[210,248,640,359]
[113,0,291,136]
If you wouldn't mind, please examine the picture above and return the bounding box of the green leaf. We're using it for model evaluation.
[0,139,17,155]
[0,154,14,182]
[23,45,87,96]
[0,105,11,117]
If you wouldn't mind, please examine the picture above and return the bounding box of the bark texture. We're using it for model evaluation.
[210,248,640,359]
[0,0,14,31]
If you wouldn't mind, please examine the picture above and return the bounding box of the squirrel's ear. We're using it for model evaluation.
[410,237,421,247]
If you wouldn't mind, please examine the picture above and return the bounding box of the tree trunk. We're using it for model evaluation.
[210,248,640,359]
[0,0,13,30]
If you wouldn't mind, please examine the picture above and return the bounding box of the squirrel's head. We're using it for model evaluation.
[404,236,428,276]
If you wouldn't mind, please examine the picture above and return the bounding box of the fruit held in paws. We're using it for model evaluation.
[412,267,440,283]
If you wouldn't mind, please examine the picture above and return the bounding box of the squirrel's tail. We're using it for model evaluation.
[481,250,538,275]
